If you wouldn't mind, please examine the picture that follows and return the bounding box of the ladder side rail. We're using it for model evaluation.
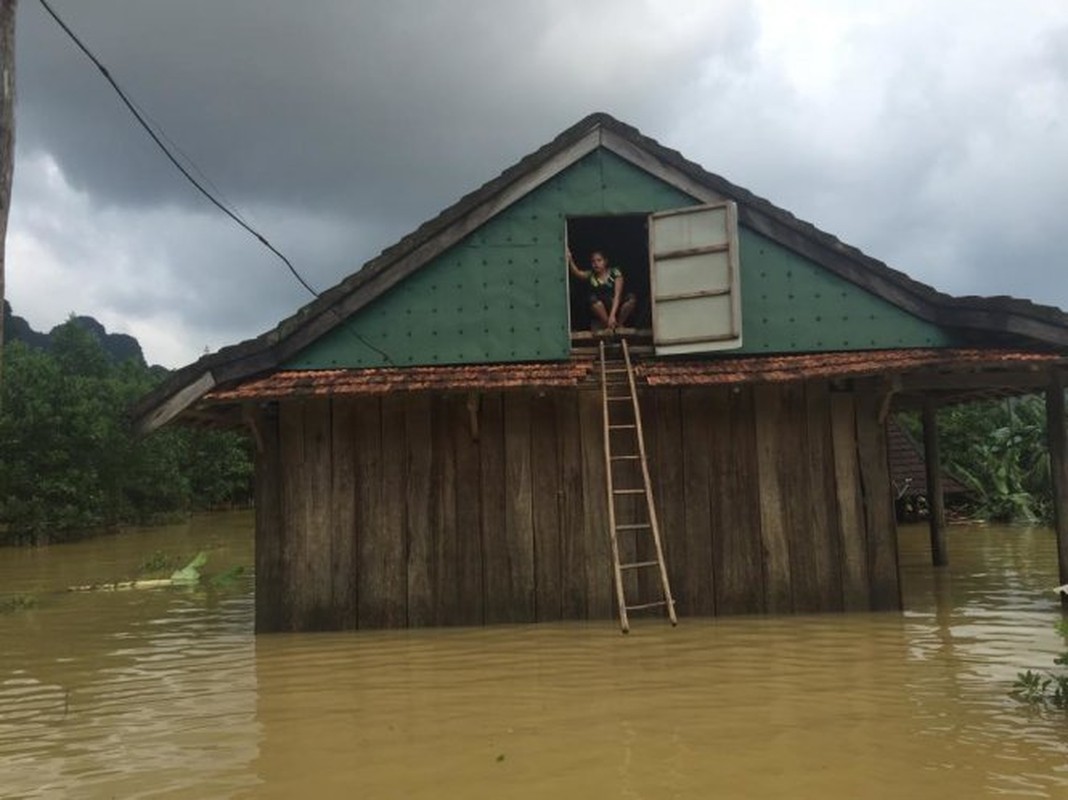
[621,339,678,625]
[600,340,630,633]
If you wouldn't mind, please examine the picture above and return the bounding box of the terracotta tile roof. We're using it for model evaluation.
[637,348,1065,386]
[203,347,1064,403]
[205,360,597,402]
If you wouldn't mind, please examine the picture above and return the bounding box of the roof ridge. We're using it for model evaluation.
[132,113,1068,431]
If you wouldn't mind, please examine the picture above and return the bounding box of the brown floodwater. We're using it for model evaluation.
[1,512,1067,798]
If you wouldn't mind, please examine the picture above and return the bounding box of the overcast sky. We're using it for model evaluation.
[8,0,1068,367]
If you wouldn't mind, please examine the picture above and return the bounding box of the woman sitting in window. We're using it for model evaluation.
[567,248,637,333]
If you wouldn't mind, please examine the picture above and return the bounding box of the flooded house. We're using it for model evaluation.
[134,113,1068,632]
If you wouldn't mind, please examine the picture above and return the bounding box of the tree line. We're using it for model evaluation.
[0,318,252,544]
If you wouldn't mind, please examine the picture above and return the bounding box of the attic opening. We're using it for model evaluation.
[566,215,653,336]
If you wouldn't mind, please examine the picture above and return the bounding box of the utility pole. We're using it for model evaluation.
[0,0,15,395]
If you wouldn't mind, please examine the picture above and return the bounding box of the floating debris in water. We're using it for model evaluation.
[69,552,209,592]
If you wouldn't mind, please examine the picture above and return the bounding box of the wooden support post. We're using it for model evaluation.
[1046,373,1068,609]
[0,0,16,395]
[922,397,947,567]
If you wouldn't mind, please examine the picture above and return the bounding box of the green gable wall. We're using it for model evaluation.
[286,149,952,369]
[735,230,952,352]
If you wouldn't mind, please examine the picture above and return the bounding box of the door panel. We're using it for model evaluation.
[651,202,741,355]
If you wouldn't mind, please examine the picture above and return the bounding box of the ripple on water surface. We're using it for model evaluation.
[0,516,1067,798]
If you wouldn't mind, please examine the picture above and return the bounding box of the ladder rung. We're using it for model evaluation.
[607,396,631,401]
[613,488,645,495]
[608,424,636,430]
[620,560,660,571]
[626,601,667,611]
[616,523,650,531]
[610,455,640,461]
[603,368,628,374]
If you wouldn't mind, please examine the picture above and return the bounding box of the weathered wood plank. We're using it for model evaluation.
[680,387,715,616]
[479,393,511,623]
[531,393,563,622]
[253,406,284,633]
[719,387,765,614]
[405,393,435,627]
[579,388,613,619]
[353,396,382,628]
[707,388,755,614]
[355,396,404,628]
[377,397,409,626]
[804,382,843,612]
[634,388,658,603]
[754,384,793,613]
[830,392,871,611]
[330,399,358,630]
[431,395,460,625]
[301,398,335,630]
[556,392,588,620]
[856,389,900,611]
[651,389,687,614]
[452,394,484,625]
[922,397,948,567]
[612,390,641,609]
[776,384,823,613]
[278,401,305,631]
[501,392,536,622]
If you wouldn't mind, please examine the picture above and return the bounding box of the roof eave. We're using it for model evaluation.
[133,112,1068,432]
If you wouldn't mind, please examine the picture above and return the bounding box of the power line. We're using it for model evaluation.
[36,0,393,364]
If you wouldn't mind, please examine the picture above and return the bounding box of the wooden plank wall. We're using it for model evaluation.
[254,380,900,631]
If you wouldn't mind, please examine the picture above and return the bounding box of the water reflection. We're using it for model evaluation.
[1,516,1066,798]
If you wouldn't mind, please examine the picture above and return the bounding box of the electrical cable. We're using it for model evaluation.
[36,0,393,363]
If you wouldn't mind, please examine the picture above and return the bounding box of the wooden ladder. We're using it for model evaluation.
[598,338,678,633]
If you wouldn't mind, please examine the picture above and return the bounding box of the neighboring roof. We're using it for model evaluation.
[887,417,968,497]
[134,112,1068,431]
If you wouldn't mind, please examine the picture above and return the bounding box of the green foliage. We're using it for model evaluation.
[1012,621,1068,709]
[209,564,247,588]
[0,321,253,543]
[170,551,209,585]
[0,593,39,613]
[906,397,1054,524]
[138,550,184,575]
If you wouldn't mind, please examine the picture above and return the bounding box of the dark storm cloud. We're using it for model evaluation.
[17,0,756,221]
[9,1,1068,366]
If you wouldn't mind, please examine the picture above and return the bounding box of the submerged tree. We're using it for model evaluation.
[0,321,252,543]
[938,398,1052,524]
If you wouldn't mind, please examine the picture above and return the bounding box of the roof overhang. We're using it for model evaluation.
[132,113,1068,433]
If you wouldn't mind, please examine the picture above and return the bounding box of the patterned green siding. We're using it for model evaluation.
[286,148,951,369]
[286,149,694,369]
[735,230,952,353]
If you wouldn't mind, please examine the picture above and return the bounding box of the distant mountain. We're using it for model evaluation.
[2,301,50,350]
[3,301,147,367]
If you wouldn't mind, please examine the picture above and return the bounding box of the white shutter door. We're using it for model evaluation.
[650,201,741,356]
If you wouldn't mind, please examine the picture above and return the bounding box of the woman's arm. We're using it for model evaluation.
[567,248,590,280]
[608,272,624,326]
